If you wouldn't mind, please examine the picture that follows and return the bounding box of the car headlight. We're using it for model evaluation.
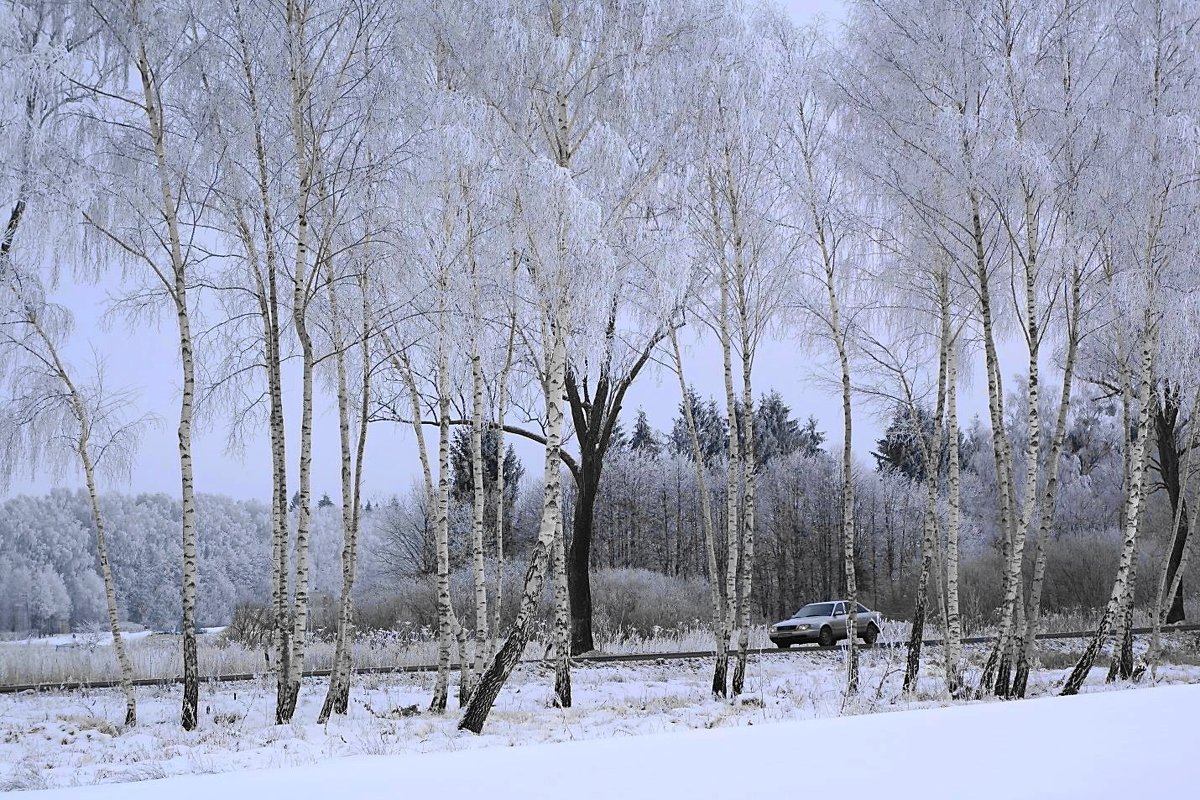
[796,624,810,631]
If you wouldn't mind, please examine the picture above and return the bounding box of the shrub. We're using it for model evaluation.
[224,603,274,649]
[589,568,711,639]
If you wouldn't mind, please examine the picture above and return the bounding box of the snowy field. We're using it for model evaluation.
[12,679,1199,799]
[3,635,1199,794]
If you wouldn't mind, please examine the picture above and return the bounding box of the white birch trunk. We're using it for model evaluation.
[80,437,137,727]
[717,247,741,700]
[459,309,568,734]
[28,315,138,726]
[903,265,951,694]
[490,299,517,661]
[1061,323,1156,695]
[130,12,200,728]
[944,342,963,696]
[731,341,756,697]
[669,330,723,697]
[1013,261,1082,697]
[467,346,488,700]
[552,509,571,707]
[319,266,368,721]
[990,191,1043,698]
[430,310,454,713]
[729,159,757,698]
[970,190,1017,698]
[816,215,859,697]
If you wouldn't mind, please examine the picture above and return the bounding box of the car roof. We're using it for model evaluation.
[801,600,868,606]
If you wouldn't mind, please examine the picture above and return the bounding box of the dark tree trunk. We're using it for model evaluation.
[568,469,600,654]
[562,329,666,655]
[1165,512,1187,624]
[1155,384,1188,624]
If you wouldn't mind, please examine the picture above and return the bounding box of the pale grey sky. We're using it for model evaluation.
[11,0,947,504]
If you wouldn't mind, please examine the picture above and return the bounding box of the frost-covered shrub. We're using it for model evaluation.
[590,568,711,640]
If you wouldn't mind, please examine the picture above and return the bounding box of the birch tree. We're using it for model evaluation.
[1061,0,1200,695]
[1011,0,1110,697]
[0,278,146,726]
[776,18,870,696]
[444,0,694,656]
[459,161,613,733]
[85,0,212,729]
[668,329,723,696]
[0,0,139,724]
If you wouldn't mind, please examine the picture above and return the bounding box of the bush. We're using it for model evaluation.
[589,568,711,640]
[224,603,274,649]
[1040,535,1121,614]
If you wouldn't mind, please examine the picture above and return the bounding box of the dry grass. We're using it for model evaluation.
[5,607,1196,688]
[0,624,776,687]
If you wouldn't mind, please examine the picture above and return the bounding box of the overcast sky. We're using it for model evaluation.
[11,0,968,505]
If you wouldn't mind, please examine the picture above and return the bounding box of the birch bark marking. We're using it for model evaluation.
[466,344,488,700]
[901,261,951,694]
[728,157,758,698]
[731,332,757,697]
[904,389,943,694]
[273,0,320,724]
[232,0,290,701]
[80,428,137,727]
[338,278,372,715]
[992,185,1044,698]
[1108,477,1148,682]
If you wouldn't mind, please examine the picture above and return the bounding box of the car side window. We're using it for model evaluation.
[833,602,845,616]
[856,603,869,614]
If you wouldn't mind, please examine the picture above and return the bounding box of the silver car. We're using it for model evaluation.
[768,600,882,648]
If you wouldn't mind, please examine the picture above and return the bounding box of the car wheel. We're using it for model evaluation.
[861,624,879,646]
[775,641,791,649]
[818,626,834,648]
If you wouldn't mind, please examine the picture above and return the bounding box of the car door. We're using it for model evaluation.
[855,603,872,631]
[832,602,847,638]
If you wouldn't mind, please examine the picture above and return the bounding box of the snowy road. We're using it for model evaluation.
[26,683,1193,799]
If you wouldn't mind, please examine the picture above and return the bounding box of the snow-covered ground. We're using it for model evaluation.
[15,679,1198,799]
[2,638,1198,794]
[1,631,156,650]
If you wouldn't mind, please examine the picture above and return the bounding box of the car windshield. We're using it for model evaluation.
[793,603,835,619]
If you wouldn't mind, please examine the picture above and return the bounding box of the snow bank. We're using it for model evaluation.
[25,682,1196,799]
